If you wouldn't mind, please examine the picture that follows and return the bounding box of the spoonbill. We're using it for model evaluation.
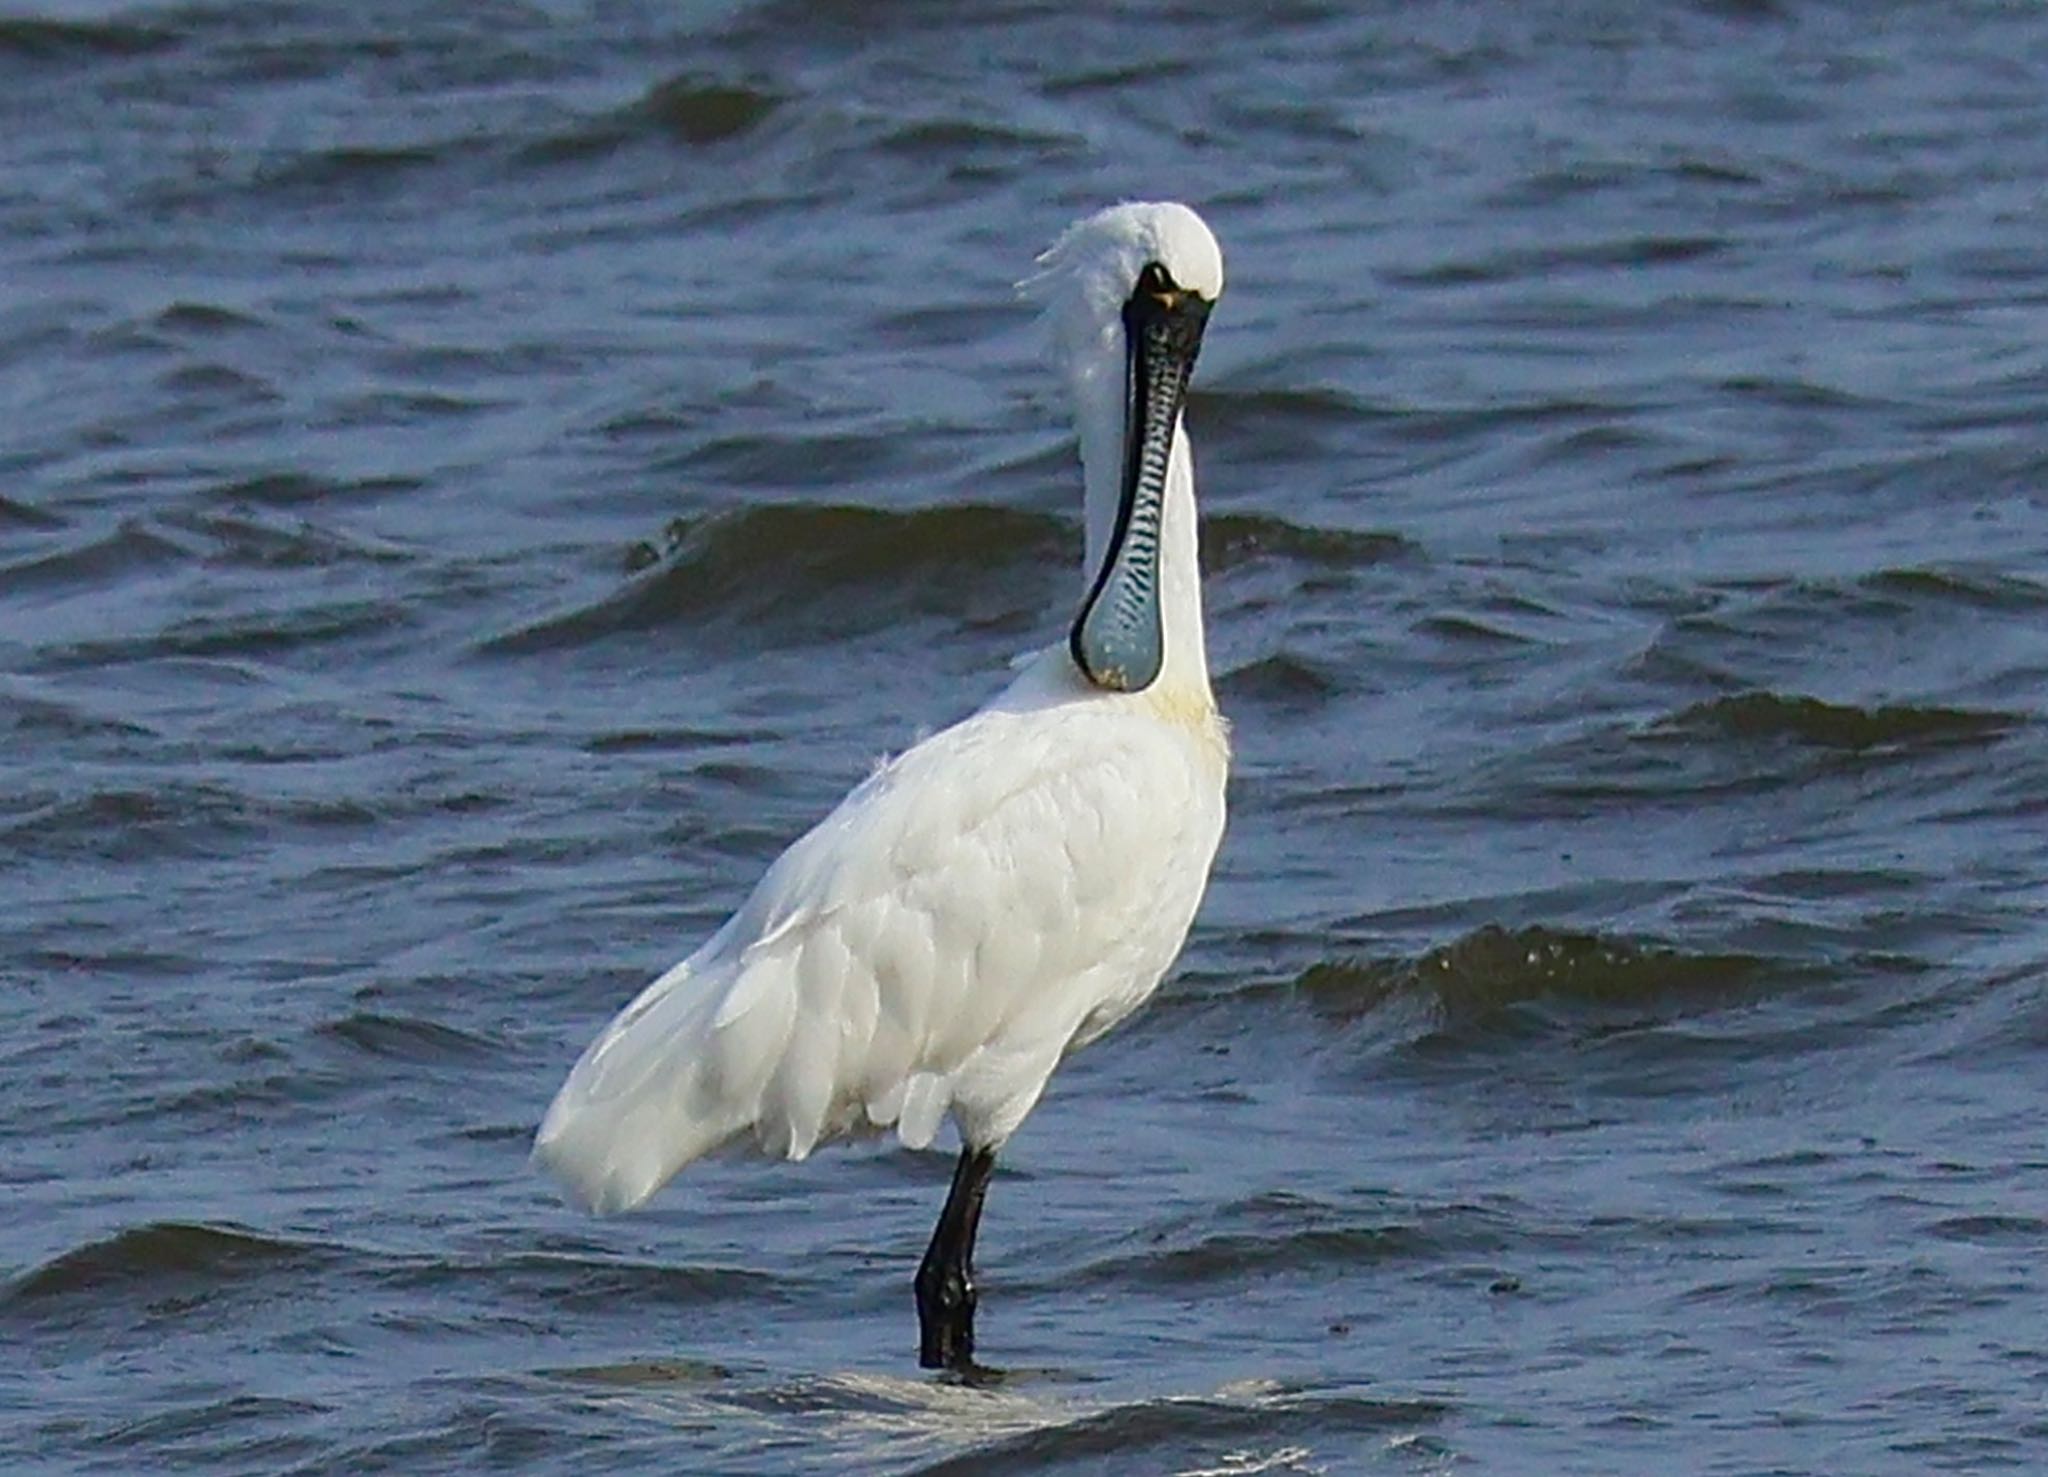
[535,201,1230,1371]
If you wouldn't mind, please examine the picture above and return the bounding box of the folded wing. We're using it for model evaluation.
[533,692,1222,1214]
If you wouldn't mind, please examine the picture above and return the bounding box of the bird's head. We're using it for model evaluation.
[1025,202,1225,693]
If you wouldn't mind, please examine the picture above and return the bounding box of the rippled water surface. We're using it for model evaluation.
[6,1,2048,1471]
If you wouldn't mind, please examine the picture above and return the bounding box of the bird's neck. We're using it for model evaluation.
[1073,365,1213,703]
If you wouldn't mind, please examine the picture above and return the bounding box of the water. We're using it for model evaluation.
[4,0,2047,1471]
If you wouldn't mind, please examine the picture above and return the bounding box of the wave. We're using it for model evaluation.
[488,496,1417,657]
[1643,565,2048,697]
[1195,383,1380,430]
[514,1362,1449,1477]
[520,75,784,166]
[1383,233,1728,289]
[873,117,1080,162]
[152,300,268,335]
[2,777,394,865]
[44,597,412,669]
[452,1253,784,1313]
[0,16,177,61]
[1215,652,1342,709]
[1064,1189,1512,1291]
[1865,565,2048,611]
[0,491,66,530]
[1295,924,1778,1030]
[0,521,190,594]
[638,76,783,145]
[1201,512,1412,573]
[1414,611,1542,646]
[1658,691,2021,753]
[254,142,450,195]
[906,1385,1449,1477]
[316,1011,504,1063]
[89,1393,332,1467]
[1479,682,2029,817]
[4,1220,781,1327]
[1926,1214,2048,1246]
[1190,383,1403,470]
[2,1222,333,1310]
[486,501,1069,654]
[166,509,413,570]
[204,471,425,507]
[0,512,407,601]
[0,783,255,862]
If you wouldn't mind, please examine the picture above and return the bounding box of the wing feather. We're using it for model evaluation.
[534,681,1223,1212]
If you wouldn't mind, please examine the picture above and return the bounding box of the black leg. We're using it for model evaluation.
[915,1145,996,1372]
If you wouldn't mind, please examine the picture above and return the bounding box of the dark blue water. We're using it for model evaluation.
[5,1,2047,1471]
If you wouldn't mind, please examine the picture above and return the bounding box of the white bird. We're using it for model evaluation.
[534,201,1230,1371]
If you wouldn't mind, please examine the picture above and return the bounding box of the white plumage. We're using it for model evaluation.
[534,204,1231,1331]
[537,659,1227,1211]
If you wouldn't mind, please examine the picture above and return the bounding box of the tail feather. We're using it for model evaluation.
[533,954,776,1214]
